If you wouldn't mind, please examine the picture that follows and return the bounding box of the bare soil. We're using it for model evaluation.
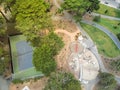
[9,77,48,90]
[53,19,78,33]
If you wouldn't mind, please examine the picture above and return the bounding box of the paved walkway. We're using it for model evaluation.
[92,13,120,20]
[0,76,9,90]
[81,20,120,49]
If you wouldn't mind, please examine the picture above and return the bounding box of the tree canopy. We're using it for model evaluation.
[33,32,64,76]
[111,60,120,71]
[44,71,81,90]
[12,0,52,42]
[60,0,100,21]
[98,72,117,90]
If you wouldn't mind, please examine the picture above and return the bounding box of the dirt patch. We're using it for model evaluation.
[101,55,120,76]
[9,77,48,90]
[53,19,78,33]
[55,32,71,72]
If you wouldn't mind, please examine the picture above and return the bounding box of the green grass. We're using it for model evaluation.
[80,23,120,58]
[97,18,120,35]
[95,4,120,18]
[10,35,42,79]
[13,67,43,79]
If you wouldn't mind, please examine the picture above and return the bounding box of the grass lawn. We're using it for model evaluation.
[95,4,120,18]
[96,18,120,35]
[80,23,120,58]
[13,67,43,79]
[10,35,42,79]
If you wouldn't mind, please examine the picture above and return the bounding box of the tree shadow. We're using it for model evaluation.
[114,9,120,18]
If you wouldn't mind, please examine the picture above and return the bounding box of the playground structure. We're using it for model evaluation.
[68,33,99,84]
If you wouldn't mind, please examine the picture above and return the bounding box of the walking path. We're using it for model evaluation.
[0,76,9,90]
[92,13,120,20]
[81,20,120,49]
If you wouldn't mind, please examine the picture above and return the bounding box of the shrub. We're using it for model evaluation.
[93,16,101,22]
[113,26,117,29]
[12,79,23,84]
[117,33,120,41]
[104,10,108,14]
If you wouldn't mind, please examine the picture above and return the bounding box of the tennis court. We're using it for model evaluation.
[16,41,33,71]
[10,35,43,79]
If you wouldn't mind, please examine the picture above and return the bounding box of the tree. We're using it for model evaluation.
[98,72,117,90]
[0,0,15,22]
[44,71,81,90]
[33,32,64,76]
[60,0,100,21]
[12,0,52,42]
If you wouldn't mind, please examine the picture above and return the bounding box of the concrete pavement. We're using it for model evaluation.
[100,0,120,9]
[92,13,120,20]
[0,76,9,90]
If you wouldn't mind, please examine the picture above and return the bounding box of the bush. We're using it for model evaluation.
[104,10,108,14]
[113,26,117,29]
[0,47,3,56]
[117,33,120,41]
[12,79,23,84]
[93,16,101,22]
[98,72,117,90]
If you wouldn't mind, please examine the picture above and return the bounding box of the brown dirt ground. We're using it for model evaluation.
[101,55,120,76]
[9,77,48,90]
[53,19,77,33]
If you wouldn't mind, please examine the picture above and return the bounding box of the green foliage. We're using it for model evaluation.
[33,32,64,76]
[104,10,108,14]
[60,0,100,21]
[12,79,23,84]
[0,47,3,56]
[0,56,9,75]
[44,71,81,90]
[0,16,6,36]
[0,60,5,74]
[13,0,52,42]
[117,33,120,41]
[111,60,120,70]
[93,16,101,22]
[98,72,117,90]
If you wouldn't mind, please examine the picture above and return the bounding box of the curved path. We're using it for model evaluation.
[92,13,120,21]
[81,20,120,49]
